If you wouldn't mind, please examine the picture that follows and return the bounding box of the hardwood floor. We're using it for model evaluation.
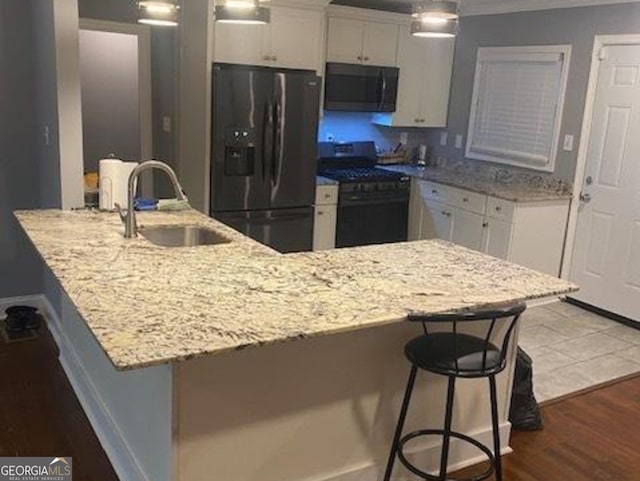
[2,323,640,481]
[0,325,118,481]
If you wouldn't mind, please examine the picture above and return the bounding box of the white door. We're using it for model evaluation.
[326,17,364,64]
[570,43,640,321]
[361,21,398,67]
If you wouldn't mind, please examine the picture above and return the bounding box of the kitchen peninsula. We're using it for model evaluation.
[15,209,575,481]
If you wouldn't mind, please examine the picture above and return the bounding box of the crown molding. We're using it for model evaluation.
[460,0,640,17]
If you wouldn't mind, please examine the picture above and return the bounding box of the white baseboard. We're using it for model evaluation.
[1,294,146,481]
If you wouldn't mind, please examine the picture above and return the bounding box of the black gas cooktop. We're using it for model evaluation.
[319,167,405,183]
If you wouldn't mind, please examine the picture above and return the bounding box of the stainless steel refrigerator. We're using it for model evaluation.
[210,63,320,253]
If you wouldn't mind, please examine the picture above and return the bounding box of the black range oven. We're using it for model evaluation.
[318,142,410,248]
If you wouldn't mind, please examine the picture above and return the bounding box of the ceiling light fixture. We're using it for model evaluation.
[214,0,270,25]
[412,0,459,21]
[138,0,179,27]
[411,1,460,38]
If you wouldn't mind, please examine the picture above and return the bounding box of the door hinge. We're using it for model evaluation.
[598,46,607,61]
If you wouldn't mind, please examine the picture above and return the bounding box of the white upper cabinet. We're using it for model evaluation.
[377,26,455,127]
[326,17,398,67]
[266,7,325,71]
[214,22,265,67]
[214,6,325,73]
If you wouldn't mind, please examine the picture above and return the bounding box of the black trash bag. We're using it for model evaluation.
[509,347,543,430]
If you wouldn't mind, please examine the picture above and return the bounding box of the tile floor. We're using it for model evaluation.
[520,300,640,402]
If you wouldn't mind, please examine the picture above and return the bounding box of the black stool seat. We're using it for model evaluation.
[405,333,502,376]
[384,303,526,481]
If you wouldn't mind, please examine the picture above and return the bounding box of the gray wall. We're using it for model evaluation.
[0,0,43,298]
[428,1,640,182]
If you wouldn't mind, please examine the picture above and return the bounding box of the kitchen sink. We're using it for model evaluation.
[139,225,231,248]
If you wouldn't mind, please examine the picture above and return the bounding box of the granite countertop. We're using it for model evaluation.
[382,164,573,202]
[15,209,577,371]
[316,176,339,186]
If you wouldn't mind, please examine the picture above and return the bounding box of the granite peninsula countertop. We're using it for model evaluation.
[382,164,573,202]
[15,209,577,370]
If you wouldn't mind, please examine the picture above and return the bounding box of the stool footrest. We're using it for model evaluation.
[397,429,496,481]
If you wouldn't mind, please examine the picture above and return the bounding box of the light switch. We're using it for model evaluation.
[162,116,172,133]
[440,132,448,146]
[455,134,463,149]
[563,134,574,152]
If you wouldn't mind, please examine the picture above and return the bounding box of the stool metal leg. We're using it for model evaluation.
[383,365,418,481]
[439,376,456,480]
[489,375,502,481]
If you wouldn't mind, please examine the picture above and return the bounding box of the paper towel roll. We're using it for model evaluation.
[99,159,139,211]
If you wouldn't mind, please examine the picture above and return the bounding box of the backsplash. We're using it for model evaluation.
[318,111,427,152]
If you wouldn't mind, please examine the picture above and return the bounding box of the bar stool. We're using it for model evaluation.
[383,303,526,481]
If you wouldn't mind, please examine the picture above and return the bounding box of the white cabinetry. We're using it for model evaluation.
[214,6,325,73]
[326,17,398,67]
[376,26,454,127]
[410,178,570,276]
[313,183,339,251]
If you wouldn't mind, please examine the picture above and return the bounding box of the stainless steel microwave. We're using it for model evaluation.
[324,62,399,113]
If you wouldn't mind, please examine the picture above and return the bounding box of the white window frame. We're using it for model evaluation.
[465,45,572,172]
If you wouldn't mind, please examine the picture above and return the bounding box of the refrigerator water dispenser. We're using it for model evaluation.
[224,128,255,177]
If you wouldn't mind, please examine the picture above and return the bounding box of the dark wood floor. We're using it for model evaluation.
[0,325,118,481]
[2,324,640,481]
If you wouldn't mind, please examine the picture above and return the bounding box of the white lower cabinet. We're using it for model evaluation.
[480,217,512,260]
[410,178,570,277]
[314,183,338,251]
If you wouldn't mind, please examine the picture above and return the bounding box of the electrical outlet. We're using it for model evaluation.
[440,132,448,146]
[563,134,574,152]
[455,134,463,149]
[326,133,334,142]
[400,132,409,145]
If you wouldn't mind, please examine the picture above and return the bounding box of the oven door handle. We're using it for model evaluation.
[339,195,409,207]
[377,70,387,110]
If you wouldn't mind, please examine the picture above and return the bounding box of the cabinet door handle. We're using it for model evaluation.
[482,222,489,228]
[357,55,363,61]
[363,56,370,61]
[495,206,502,212]
[324,193,331,199]
[441,211,451,217]
[432,189,438,194]
[415,118,420,123]
[317,211,324,216]
[463,197,469,202]
[263,55,270,61]
[271,55,278,61]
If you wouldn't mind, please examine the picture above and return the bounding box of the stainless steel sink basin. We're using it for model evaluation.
[139,225,231,248]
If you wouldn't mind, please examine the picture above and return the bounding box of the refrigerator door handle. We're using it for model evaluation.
[272,100,282,186]
[263,101,275,182]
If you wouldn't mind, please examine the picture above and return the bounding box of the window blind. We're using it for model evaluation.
[467,47,569,171]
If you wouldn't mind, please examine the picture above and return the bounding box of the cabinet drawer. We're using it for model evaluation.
[486,197,516,222]
[449,189,486,215]
[419,181,455,204]
[315,184,338,205]
[419,181,486,215]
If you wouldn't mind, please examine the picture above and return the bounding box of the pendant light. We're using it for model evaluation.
[215,0,270,25]
[411,0,459,38]
[138,0,180,27]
